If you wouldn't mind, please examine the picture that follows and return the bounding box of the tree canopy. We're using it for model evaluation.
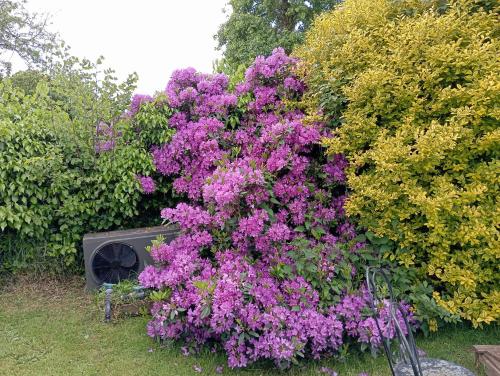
[215,0,340,74]
[0,0,58,76]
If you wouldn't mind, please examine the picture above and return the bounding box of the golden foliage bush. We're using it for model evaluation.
[296,0,499,326]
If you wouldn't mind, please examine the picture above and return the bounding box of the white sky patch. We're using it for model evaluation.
[21,0,229,94]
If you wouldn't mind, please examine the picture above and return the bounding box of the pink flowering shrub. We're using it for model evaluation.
[138,48,414,368]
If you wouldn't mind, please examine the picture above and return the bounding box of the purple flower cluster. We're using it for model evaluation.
[165,68,237,116]
[334,288,415,347]
[136,175,156,194]
[94,121,116,153]
[160,203,211,230]
[139,48,414,368]
[324,154,348,184]
[129,94,153,116]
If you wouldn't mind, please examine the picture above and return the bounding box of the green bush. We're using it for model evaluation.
[297,0,499,326]
[0,68,175,272]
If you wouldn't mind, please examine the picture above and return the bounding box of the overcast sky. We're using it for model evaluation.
[23,0,229,94]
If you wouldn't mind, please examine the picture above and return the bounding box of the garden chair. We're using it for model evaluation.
[365,267,475,376]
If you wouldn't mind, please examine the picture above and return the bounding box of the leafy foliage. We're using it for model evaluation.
[215,0,341,74]
[8,69,48,95]
[297,0,500,326]
[0,59,175,271]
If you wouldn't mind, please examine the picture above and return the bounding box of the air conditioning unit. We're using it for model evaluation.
[83,225,178,290]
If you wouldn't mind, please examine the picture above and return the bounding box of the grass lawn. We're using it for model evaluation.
[0,275,497,376]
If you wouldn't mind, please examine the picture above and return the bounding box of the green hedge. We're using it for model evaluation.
[0,77,175,272]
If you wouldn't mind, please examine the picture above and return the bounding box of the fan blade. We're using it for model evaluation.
[93,264,113,270]
[112,243,122,260]
[103,269,115,284]
[118,266,133,280]
[95,249,113,264]
[110,269,121,283]
[92,244,139,284]
[120,249,137,268]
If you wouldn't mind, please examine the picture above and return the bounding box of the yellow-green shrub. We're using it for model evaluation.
[296,0,499,326]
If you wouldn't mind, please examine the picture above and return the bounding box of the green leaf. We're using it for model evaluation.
[270,197,280,205]
[200,305,211,319]
[238,333,246,345]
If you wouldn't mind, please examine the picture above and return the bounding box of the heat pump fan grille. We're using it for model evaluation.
[91,243,140,284]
